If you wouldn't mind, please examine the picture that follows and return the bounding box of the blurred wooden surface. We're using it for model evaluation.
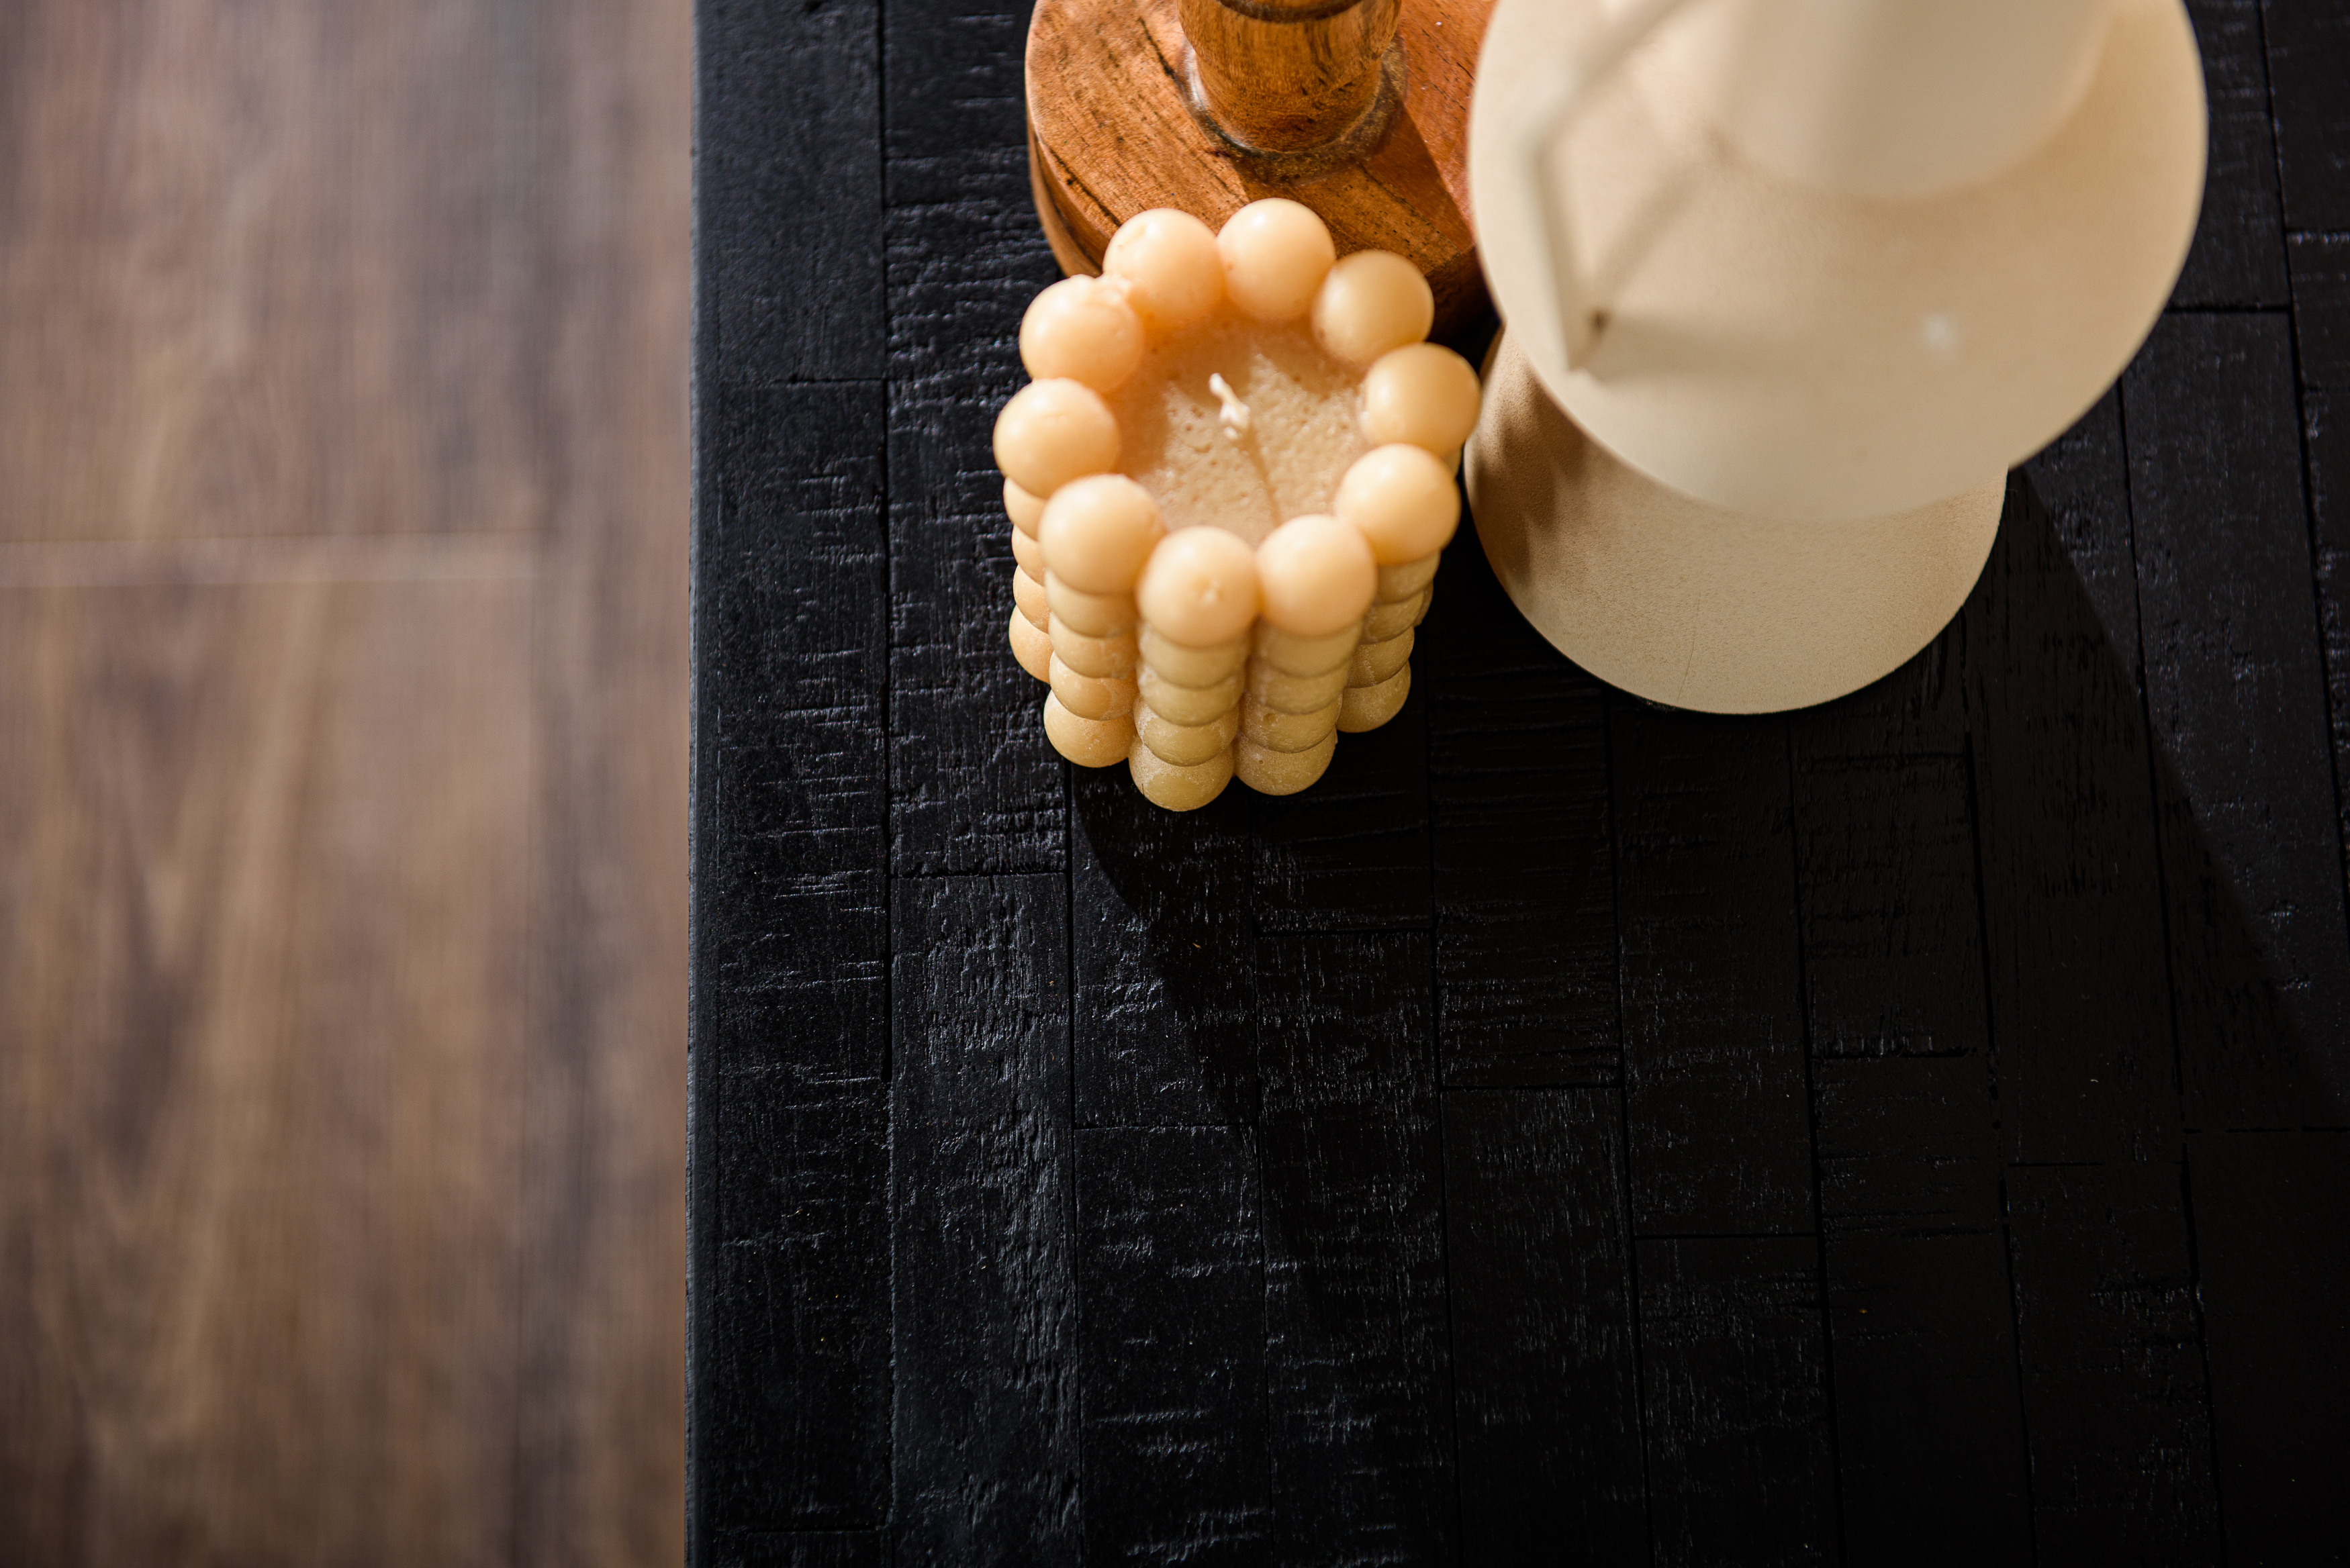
[0,3,689,1565]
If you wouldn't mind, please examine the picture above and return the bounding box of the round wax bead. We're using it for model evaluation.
[1334,444,1460,564]
[1010,525,1045,577]
[1102,209,1224,337]
[1313,250,1433,366]
[1049,654,1137,721]
[1005,479,1047,537]
[1135,699,1239,767]
[1009,607,1052,681]
[1043,693,1135,768]
[994,378,1120,498]
[1045,573,1136,636]
[1137,527,1260,646]
[1362,343,1482,454]
[1138,665,1243,726]
[1217,199,1335,324]
[1235,730,1335,796]
[1039,474,1165,593]
[1012,565,1049,629]
[1049,618,1137,679]
[1252,618,1362,677]
[1364,586,1428,641]
[1338,662,1411,732]
[1256,513,1377,636]
[1349,626,1413,687]
[1129,737,1235,812]
[1138,626,1250,687]
[1020,276,1146,392]
[1241,693,1342,753]
[1246,656,1352,715]
[1376,554,1441,603]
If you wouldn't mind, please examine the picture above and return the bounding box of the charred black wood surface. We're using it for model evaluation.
[692,1,2350,1560]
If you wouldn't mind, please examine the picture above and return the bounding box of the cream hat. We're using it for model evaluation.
[1463,0,2206,710]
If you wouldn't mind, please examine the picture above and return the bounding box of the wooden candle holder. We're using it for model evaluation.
[1025,0,1495,336]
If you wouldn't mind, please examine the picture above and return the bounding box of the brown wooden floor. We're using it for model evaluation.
[0,3,689,1563]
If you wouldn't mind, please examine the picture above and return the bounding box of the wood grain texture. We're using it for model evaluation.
[1635,1236,1838,1568]
[890,877,1080,1565]
[703,1533,888,1568]
[2181,1133,2350,1561]
[1967,475,2177,1163]
[1074,1126,1270,1564]
[0,578,530,1565]
[1252,697,1432,932]
[2309,389,2350,914]
[0,2,552,542]
[698,0,884,384]
[1809,1057,2002,1237]
[2004,1163,2222,1565]
[2173,0,2290,307]
[1023,0,1491,332]
[1787,672,2030,1563]
[1789,736,2000,1237]
[692,387,891,1534]
[1822,1234,2032,1566]
[1256,934,1454,1566]
[2263,0,2350,231]
[1,1,690,1563]
[885,0,1067,875]
[1178,0,1397,152]
[1613,705,1814,1236]
[1425,527,1620,1088]
[519,3,692,1560]
[1789,751,1986,1061]
[1070,772,1258,1128]
[1442,1088,1647,1563]
[2292,231,2350,390]
[2124,311,2350,1126]
[2186,1130,2350,1565]
[690,1,2350,1556]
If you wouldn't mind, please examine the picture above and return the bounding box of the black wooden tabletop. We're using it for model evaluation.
[688,3,2350,1563]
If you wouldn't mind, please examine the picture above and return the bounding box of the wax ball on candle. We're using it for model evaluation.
[1255,513,1377,636]
[1339,663,1412,731]
[1217,199,1336,324]
[1350,625,1414,686]
[1102,209,1225,338]
[1010,525,1045,578]
[1020,276,1146,392]
[1313,251,1433,366]
[1334,444,1460,564]
[1009,607,1053,681]
[1006,478,1047,537]
[1378,554,1441,603]
[1039,474,1165,594]
[1137,526,1260,646]
[1365,587,1428,641]
[1362,343,1481,454]
[1043,693,1135,768]
[1129,738,1235,812]
[994,378,1121,497]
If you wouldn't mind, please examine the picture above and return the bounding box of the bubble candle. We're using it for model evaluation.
[995,199,1480,811]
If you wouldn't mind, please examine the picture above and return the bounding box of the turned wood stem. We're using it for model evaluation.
[1180,0,1402,153]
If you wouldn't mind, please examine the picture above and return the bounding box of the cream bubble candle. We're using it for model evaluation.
[993,199,1480,811]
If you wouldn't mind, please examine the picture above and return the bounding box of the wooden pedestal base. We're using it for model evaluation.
[1025,0,1495,335]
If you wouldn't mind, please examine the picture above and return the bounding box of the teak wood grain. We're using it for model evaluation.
[0,1,691,1563]
[1024,0,1493,333]
[694,0,2350,1562]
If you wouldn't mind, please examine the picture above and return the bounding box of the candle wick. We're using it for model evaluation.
[1209,373,1252,441]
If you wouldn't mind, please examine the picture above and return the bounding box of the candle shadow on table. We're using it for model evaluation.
[1061,438,2347,1551]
